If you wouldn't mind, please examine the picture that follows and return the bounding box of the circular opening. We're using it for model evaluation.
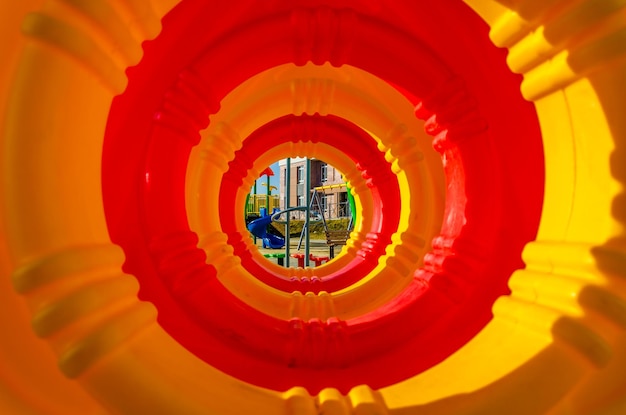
[245,158,355,269]
[216,113,401,294]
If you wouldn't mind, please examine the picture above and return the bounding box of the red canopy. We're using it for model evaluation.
[259,167,274,177]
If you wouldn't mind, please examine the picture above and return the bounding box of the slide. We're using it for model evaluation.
[247,214,285,249]
[1,1,626,414]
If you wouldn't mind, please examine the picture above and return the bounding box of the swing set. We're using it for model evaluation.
[302,184,355,259]
[262,158,356,267]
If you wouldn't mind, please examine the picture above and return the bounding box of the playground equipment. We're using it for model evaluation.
[1,1,626,414]
[271,206,323,247]
[246,166,281,246]
[310,183,356,258]
[325,229,352,259]
[245,167,279,219]
[247,208,286,249]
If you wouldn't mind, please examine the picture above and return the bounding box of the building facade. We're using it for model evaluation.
[278,158,350,219]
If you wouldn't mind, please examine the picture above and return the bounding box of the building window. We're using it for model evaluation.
[339,192,348,217]
[321,163,328,182]
[321,194,329,215]
[297,195,305,207]
[297,166,304,184]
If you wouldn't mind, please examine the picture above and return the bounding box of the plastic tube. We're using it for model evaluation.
[1,0,625,413]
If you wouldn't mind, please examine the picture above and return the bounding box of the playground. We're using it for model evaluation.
[245,159,356,267]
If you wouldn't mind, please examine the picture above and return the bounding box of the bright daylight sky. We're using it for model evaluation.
[251,161,280,195]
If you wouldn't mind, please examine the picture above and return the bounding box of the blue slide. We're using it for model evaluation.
[247,214,285,249]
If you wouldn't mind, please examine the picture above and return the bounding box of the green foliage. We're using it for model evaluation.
[283,219,351,240]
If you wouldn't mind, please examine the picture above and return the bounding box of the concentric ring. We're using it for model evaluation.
[5,1,621,414]
[102,2,544,393]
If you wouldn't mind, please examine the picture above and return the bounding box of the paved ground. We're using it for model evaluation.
[253,238,337,267]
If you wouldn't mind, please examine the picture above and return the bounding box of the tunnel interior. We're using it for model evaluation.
[1,0,625,414]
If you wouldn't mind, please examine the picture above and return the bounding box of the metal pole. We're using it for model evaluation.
[305,158,311,267]
[252,179,257,244]
[285,158,291,267]
[253,180,257,208]
[266,170,271,202]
